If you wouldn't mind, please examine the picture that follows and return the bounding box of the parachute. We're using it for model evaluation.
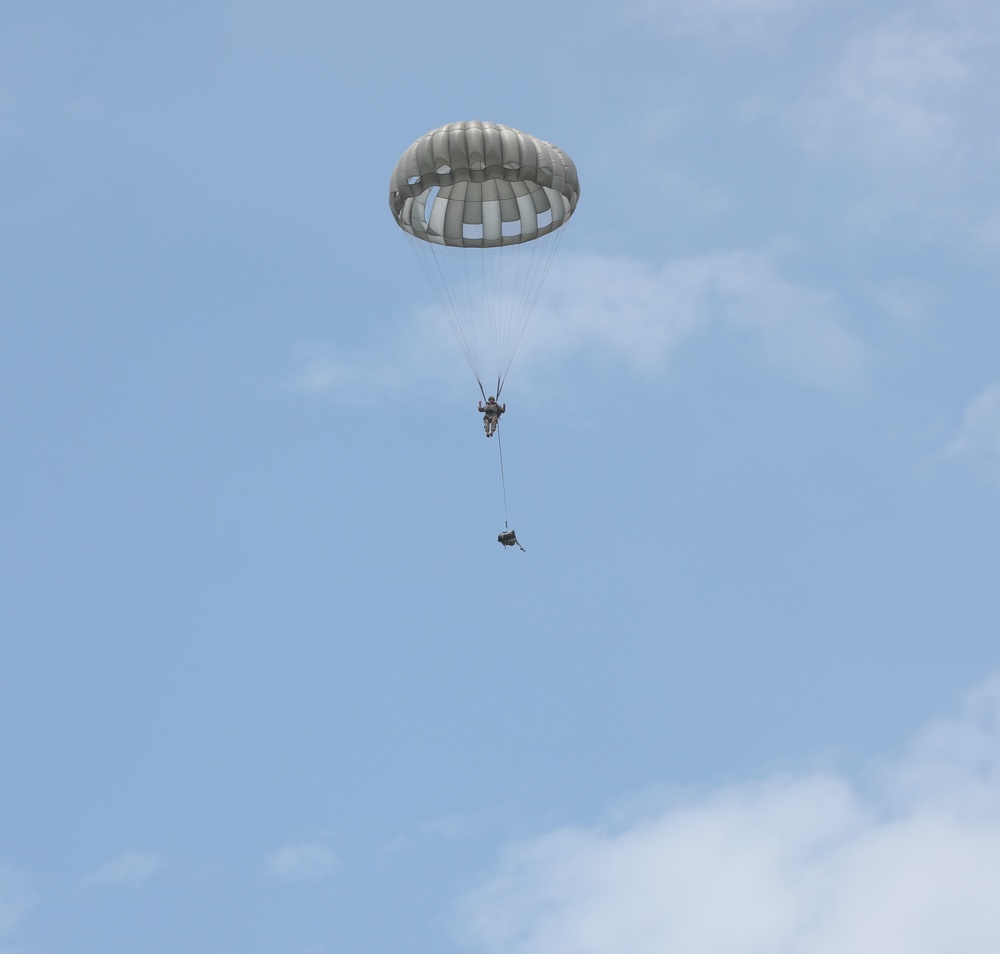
[388,121,580,398]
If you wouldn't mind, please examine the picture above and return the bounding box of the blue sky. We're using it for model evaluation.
[3,0,1000,951]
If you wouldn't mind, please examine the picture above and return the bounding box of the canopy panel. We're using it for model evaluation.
[389,121,580,248]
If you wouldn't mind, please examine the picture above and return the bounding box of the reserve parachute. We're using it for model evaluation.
[389,121,580,398]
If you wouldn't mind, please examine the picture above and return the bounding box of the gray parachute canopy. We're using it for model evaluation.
[389,121,580,248]
[388,121,579,393]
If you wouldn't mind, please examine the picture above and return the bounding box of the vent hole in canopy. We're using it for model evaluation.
[423,185,441,230]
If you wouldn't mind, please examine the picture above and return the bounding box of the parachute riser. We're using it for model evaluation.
[476,376,504,403]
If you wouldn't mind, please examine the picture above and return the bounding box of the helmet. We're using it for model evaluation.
[487,396,496,403]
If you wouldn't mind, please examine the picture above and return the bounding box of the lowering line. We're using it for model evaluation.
[496,422,509,531]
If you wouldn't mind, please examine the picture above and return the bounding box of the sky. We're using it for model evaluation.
[2,0,1000,951]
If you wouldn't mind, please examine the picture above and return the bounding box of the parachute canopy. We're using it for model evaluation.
[390,121,579,248]
[389,121,579,393]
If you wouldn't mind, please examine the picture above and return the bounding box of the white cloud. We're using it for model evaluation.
[284,307,465,404]
[709,251,865,387]
[78,851,162,890]
[974,209,1000,248]
[621,1,1000,243]
[529,249,865,389]
[869,281,935,326]
[943,384,1000,477]
[788,5,1000,240]
[0,864,35,938]
[293,248,864,404]
[527,252,709,375]
[803,16,973,168]
[456,676,1000,954]
[263,843,338,883]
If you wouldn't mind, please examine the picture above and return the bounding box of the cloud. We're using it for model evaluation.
[284,306,465,404]
[291,248,864,403]
[78,852,162,890]
[0,864,35,938]
[869,281,935,326]
[974,210,1000,247]
[263,843,338,883]
[943,384,1000,477]
[803,16,973,168]
[529,249,865,389]
[455,676,1000,954]
[617,2,1000,243]
[786,4,1000,240]
[80,851,163,888]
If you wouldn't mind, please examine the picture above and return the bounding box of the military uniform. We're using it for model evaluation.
[478,398,506,437]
